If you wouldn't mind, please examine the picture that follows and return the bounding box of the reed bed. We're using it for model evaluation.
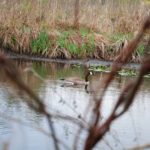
[0,0,149,61]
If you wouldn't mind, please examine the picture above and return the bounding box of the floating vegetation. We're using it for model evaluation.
[89,65,111,73]
[89,65,150,77]
[118,69,137,77]
[72,64,81,68]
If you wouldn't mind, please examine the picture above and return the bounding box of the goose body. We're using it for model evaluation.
[60,71,93,85]
[61,77,89,85]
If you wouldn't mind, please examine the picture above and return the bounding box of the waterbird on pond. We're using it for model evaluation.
[60,71,93,85]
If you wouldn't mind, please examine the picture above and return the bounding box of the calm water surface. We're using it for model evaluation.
[0,60,150,150]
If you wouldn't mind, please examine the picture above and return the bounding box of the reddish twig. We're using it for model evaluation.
[93,15,150,127]
[0,54,59,150]
[84,15,150,150]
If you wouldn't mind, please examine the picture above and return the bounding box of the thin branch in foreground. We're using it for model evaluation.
[83,15,150,150]
[46,114,59,150]
[0,112,70,150]
[125,144,150,150]
[93,14,150,128]
[0,54,59,150]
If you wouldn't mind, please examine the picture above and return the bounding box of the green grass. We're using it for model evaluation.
[10,36,17,45]
[56,30,96,58]
[30,31,52,54]
[33,62,47,78]
[90,35,94,54]
[108,33,124,43]
[60,29,74,38]
[28,28,147,60]
[137,42,144,56]
[79,28,89,36]
[57,38,80,56]
[107,33,134,43]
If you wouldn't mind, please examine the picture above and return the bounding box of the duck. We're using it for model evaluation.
[60,71,93,85]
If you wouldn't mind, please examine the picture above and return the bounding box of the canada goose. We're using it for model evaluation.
[60,71,93,85]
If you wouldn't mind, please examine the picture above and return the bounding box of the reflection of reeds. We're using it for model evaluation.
[0,54,60,150]
[0,53,87,150]
[0,12,150,150]
[0,0,149,61]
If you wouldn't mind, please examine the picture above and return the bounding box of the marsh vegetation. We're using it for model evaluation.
[0,1,150,150]
[0,0,149,61]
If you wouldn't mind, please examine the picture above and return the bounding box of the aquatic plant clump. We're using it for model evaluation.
[0,0,149,61]
[89,65,150,77]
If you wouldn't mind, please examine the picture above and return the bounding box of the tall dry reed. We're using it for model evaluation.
[0,0,149,60]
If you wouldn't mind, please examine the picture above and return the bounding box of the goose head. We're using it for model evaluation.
[85,70,93,82]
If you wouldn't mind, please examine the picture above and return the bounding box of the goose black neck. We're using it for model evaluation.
[85,72,90,82]
[85,84,89,93]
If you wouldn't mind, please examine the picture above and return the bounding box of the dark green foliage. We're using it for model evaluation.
[30,31,51,53]
[137,42,144,56]
[10,36,16,45]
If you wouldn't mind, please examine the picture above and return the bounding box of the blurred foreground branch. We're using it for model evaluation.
[0,54,59,150]
[84,15,150,150]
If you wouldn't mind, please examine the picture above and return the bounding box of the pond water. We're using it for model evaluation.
[0,60,150,150]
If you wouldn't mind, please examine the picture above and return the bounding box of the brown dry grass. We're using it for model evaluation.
[0,0,149,61]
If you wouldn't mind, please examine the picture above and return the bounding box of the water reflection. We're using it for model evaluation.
[0,60,150,150]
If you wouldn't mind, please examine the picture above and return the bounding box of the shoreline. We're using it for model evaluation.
[1,48,140,69]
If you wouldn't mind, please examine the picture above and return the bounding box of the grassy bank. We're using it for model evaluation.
[0,0,149,62]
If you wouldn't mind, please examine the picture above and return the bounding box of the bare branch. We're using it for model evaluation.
[0,54,59,150]
[83,15,150,150]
